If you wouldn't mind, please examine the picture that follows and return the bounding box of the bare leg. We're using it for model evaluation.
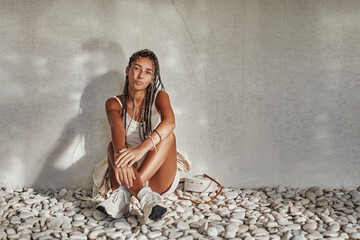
[107,142,143,200]
[107,133,177,198]
[138,133,177,195]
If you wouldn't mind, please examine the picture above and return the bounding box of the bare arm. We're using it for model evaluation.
[105,97,126,165]
[137,91,176,153]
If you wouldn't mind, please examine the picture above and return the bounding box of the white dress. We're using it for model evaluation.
[111,90,161,168]
[92,91,190,201]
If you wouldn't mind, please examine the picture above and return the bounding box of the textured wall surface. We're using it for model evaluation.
[0,0,359,189]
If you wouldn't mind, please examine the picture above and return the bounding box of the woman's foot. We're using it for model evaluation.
[96,185,131,218]
[137,187,167,223]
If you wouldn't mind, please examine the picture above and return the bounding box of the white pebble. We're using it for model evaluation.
[351,233,360,239]
[93,211,106,221]
[224,191,238,200]
[225,223,239,238]
[69,232,87,240]
[49,217,63,228]
[147,231,161,238]
[114,221,131,230]
[207,227,218,237]
[169,231,183,238]
[176,221,190,230]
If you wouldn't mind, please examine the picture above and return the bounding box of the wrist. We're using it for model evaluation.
[137,144,149,156]
[139,138,154,153]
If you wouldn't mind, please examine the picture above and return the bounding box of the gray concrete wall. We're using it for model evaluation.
[1,0,359,189]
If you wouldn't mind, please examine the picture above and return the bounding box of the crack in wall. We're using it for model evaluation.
[170,0,209,86]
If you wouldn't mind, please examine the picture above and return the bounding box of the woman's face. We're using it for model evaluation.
[126,57,155,92]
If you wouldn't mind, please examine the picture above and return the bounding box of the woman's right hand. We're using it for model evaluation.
[113,154,136,188]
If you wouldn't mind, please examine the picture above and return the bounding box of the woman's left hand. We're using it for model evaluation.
[115,148,145,168]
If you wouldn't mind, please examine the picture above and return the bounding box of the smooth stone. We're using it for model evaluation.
[343,224,356,233]
[127,216,138,225]
[169,231,183,239]
[322,231,338,237]
[59,189,67,198]
[252,228,269,236]
[114,221,131,231]
[10,216,21,224]
[6,229,16,235]
[49,217,63,228]
[218,208,230,217]
[93,211,106,221]
[238,225,249,233]
[199,221,208,233]
[264,221,278,228]
[69,232,87,240]
[73,214,85,221]
[278,218,290,225]
[328,222,340,232]
[88,229,104,239]
[287,224,301,230]
[179,200,192,206]
[61,223,72,229]
[351,233,360,239]
[107,231,123,239]
[17,223,34,230]
[225,223,239,238]
[137,234,148,240]
[147,231,161,238]
[208,214,222,221]
[207,227,218,237]
[32,232,46,239]
[72,220,85,227]
[232,211,245,220]
[141,224,148,234]
[213,224,225,234]
[148,219,165,228]
[178,236,193,240]
[303,222,317,231]
[292,236,306,240]
[197,204,210,210]
[176,221,190,230]
[175,205,185,213]
[19,210,33,219]
[224,191,238,200]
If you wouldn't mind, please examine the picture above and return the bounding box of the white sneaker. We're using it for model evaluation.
[137,187,167,223]
[96,185,131,218]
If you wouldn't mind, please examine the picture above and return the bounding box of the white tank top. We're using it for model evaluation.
[111,91,161,148]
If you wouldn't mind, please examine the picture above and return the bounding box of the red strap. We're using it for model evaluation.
[175,174,222,204]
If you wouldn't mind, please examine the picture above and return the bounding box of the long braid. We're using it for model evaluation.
[121,49,165,142]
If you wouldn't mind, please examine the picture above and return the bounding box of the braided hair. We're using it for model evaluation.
[122,49,165,144]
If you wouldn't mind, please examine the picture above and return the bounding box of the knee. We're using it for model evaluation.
[164,132,176,143]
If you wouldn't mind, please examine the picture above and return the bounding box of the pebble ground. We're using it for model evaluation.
[0,183,359,239]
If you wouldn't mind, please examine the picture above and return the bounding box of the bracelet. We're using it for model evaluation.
[153,129,162,142]
[148,135,157,153]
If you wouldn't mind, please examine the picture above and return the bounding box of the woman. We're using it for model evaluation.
[95,49,180,223]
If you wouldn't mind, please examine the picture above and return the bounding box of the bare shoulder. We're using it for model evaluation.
[156,91,170,102]
[105,95,123,112]
[155,90,173,112]
[155,91,170,106]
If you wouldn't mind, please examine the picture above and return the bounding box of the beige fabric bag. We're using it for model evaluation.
[184,175,219,193]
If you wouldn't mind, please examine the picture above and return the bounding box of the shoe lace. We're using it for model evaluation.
[109,187,130,205]
[140,190,162,209]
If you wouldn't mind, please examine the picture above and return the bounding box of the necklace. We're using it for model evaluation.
[128,99,145,122]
